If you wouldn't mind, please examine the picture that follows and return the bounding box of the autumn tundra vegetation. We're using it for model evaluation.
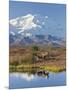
[9,45,66,73]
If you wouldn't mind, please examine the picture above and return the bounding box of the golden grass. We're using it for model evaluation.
[40,66,66,73]
[9,46,66,73]
[9,64,66,73]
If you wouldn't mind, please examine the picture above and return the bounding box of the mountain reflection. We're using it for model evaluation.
[10,71,49,81]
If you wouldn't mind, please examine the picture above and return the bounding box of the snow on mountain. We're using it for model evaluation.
[9,32,65,47]
[9,14,65,47]
[25,33,32,37]
[10,31,15,36]
[10,14,41,34]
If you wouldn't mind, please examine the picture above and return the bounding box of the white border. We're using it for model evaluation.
[0,0,9,90]
[11,0,66,4]
[0,0,68,90]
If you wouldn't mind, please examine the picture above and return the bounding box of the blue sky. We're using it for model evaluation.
[9,1,66,38]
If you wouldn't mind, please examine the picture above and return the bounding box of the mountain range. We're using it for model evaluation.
[9,32,65,47]
[9,14,65,47]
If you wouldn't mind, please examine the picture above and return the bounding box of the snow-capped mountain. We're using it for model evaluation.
[10,14,41,34]
[9,14,65,47]
[9,32,65,47]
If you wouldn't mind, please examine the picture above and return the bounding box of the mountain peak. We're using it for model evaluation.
[9,14,41,34]
[9,13,65,40]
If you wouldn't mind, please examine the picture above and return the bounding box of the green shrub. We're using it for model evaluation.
[32,45,39,51]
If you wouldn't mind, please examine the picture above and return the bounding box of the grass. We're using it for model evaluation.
[9,64,66,73]
[9,46,66,73]
[40,66,66,73]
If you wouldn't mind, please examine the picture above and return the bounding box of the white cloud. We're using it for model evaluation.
[45,16,48,19]
[10,14,41,33]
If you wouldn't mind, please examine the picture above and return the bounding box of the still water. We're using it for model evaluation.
[9,71,66,89]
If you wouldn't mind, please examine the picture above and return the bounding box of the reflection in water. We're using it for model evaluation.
[11,73,35,81]
[9,71,66,89]
[37,70,49,79]
[10,71,49,81]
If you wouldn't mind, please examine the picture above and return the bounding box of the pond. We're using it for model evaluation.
[9,71,66,89]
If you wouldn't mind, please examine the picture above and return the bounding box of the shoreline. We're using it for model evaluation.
[9,59,66,73]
